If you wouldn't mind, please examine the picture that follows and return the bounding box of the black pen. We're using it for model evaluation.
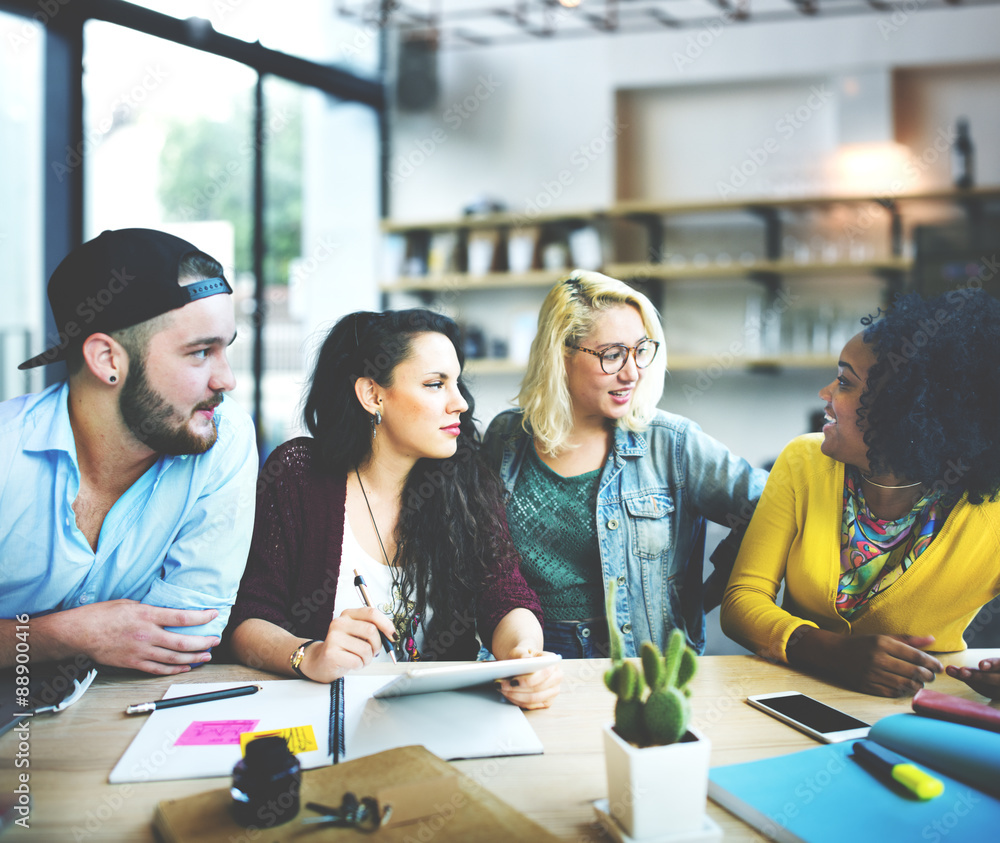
[354,568,398,663]
[125,684,262,715]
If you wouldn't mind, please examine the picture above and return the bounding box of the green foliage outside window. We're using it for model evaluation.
[158,88,302,286]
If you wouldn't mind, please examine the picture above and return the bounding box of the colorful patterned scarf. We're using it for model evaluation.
[837,467,952,619]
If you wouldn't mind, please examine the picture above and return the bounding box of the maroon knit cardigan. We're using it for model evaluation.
[226,438,542,660]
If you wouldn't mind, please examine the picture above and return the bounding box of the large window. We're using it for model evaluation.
[71,7,381,454]
[0,10,43,401]
[84,20,262,426]
[1,1,382,452]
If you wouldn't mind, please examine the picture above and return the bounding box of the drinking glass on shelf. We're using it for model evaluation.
[788,308,813,357]
[541,242,568,271]
[812,304,834,356]
[848,239,873,262]
[509,312,538,365]
[828,308,861,354]
[783,234,810,264]
[744,294,762,358]
[405,255,426,277]
[760,303,782,358]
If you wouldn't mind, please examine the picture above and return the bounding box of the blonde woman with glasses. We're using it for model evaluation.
[483,271,767,659]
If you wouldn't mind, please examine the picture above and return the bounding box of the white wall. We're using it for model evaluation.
[390,6,1000,219]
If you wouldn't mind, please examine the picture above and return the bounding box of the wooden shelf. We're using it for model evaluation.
[382,187,1000,234]
[608,257,911,281]
[380,207,604,234]
[382,268,568,294]
[381,187,998,381]
[608,186,1000,219]
[669,354,838,371]
[381,258,911,292]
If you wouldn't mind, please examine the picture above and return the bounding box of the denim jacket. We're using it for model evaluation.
[483,409,767,655]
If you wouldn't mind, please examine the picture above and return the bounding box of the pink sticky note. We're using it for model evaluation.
[175,719,260,746]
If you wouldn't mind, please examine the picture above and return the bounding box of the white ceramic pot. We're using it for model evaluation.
[602,722,711,840]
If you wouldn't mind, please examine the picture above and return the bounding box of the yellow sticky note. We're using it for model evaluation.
[239,725,318,756]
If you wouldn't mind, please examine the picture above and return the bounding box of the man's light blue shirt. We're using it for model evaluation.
[0,381,258,638]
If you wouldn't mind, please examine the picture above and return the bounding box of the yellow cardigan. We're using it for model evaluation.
[721,434,1000,662]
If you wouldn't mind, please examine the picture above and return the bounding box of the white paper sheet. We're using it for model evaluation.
[108,673,543,783]
[343,675,544,761]
[108,680,333,783]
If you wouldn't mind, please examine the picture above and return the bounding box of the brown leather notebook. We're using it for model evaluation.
[154,744,560,843]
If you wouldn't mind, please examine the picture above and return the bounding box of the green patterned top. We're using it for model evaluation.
[506,445,604,621]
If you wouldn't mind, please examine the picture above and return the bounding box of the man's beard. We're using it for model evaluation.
[118,356,221,456]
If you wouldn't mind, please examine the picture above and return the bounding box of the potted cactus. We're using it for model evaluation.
[600,582,717,841]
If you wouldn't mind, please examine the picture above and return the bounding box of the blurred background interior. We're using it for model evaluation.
[2,0,998,651]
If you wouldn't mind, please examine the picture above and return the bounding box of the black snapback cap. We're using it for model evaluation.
[19,228,233,370]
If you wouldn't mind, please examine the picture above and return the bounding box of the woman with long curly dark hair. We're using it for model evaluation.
[227,309,560,709]
[722,289,1000,699]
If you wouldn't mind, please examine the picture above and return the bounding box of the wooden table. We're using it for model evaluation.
[2,651,996,841]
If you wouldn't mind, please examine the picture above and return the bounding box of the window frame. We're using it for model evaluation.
[0,0,385,456]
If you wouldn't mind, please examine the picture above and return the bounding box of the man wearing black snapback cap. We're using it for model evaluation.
[0,229,257,675]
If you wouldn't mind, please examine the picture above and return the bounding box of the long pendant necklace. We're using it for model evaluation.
[355,467,392,567]
[355,468,410,658]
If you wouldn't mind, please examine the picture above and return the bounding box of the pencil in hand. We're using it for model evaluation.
[353,569,398,663]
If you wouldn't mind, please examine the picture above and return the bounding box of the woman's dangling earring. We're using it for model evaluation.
[371,409,382,441]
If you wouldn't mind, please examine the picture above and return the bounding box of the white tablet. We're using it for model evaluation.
[373,653,562,698]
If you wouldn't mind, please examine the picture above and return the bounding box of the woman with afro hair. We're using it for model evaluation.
[722,288,1000,698]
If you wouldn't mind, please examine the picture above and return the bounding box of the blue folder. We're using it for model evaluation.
[709,714,1000,843]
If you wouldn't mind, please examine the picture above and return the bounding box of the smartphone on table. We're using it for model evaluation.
[746,691,870,743]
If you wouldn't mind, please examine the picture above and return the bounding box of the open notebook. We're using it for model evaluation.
[109,674,544,783]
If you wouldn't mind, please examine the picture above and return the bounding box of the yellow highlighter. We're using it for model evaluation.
[852,740,944,800]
